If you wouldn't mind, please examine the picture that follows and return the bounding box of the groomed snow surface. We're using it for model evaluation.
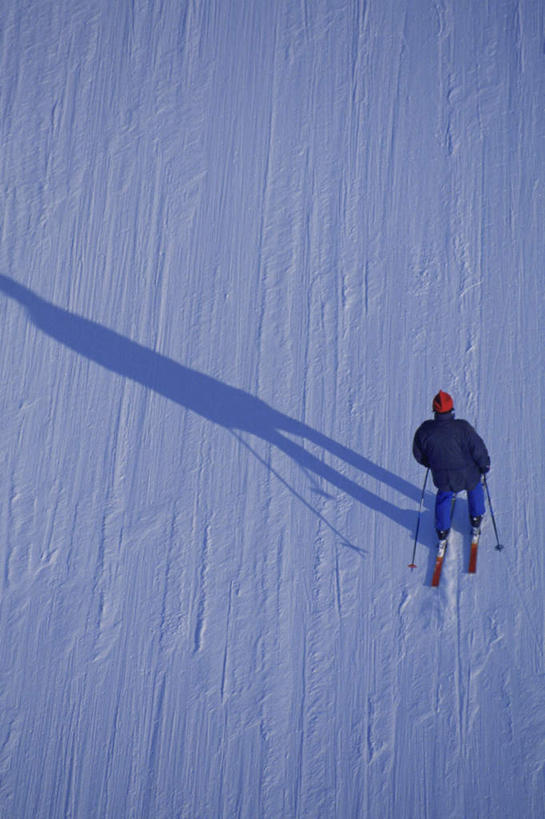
[1,1,545,817]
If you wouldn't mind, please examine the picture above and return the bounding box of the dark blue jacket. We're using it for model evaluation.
[413,412,490,492]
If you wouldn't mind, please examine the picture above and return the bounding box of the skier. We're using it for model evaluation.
[412,391,490,546]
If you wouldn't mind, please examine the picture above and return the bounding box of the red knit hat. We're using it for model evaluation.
[433,390,454,413]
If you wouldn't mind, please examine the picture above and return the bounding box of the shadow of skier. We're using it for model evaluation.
[0,275,422,542]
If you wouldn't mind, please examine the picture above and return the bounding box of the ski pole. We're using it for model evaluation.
[409,468,429,568]
[483,474,503,551]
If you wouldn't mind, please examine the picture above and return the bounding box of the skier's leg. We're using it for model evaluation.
[435,490,454,537]
[467,481,485,527]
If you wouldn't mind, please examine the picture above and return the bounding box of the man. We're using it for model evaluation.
[413,390,490,544]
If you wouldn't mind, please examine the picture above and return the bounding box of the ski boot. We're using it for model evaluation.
[470,515,482,537]
[436,529,449,558]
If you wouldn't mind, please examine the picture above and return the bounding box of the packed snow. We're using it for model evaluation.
[1,1,545,816]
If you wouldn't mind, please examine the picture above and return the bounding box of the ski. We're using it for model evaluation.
[468,527,480,573]
[431,538,447,586]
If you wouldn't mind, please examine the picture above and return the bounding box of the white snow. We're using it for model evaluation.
[1,1,545,817]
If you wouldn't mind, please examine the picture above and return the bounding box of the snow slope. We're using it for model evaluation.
[1,0,545,816]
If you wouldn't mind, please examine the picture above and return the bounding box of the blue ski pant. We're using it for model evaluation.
[435,481,485,532]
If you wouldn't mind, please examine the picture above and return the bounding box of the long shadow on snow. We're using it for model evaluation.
[0,275,422,543]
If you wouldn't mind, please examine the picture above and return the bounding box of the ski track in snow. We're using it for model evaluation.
[1,0,545,817]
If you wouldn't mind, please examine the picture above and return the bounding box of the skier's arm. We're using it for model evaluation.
[412,429,429,468]
[468,427,490,473]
